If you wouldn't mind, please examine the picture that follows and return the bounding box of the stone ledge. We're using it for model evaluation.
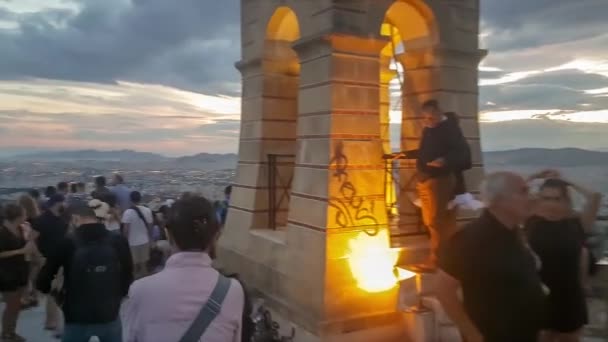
[263,306,410,342]
[250,228,288,245]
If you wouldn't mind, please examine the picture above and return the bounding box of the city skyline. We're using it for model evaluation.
[0,0,607,155]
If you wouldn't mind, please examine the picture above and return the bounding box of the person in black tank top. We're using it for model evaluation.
[525,172,603,342]
[0,204,34,341]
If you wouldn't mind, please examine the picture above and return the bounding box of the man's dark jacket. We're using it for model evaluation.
[36,223,133,324]
[32,210,69,258]
[407,112,472,180]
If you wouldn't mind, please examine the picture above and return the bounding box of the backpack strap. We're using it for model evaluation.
[179,275,232,342]
[130,205,150,229]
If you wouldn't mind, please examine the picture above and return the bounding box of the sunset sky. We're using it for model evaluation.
[1,0,607,156]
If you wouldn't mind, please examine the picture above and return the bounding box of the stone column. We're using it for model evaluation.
[226,41,300,239]
[380,56,398,219]
[394,46,486,247]
[379,56,396,155]
[226,58,269,242]
[261,40,300,228]
[283,33,405,340]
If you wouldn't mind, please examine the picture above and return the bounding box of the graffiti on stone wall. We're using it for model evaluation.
[328,141,380,236]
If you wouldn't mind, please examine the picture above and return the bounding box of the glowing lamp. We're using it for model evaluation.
[347,230,415,293]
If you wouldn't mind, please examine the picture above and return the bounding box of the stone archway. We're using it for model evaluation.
[380,0,439,239]
[266,7,300,42]
[227,6,301,232]
[263,7,301,229]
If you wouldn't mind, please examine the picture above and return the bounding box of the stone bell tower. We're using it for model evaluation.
[218,0,485,341]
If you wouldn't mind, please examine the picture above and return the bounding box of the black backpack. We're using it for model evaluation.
[66,234,122,323]
[445,112,473,172]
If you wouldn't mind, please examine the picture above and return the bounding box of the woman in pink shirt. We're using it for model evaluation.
[122,195,244,342]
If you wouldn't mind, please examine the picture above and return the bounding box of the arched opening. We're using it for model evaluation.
[379,1,437,234]
[263,7,300,230]
[266,7,300,42]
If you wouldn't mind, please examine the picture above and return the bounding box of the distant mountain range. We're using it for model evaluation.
[9,149,237,164]
[13,149,168,162]
[175,153,237,165]
[484,148,608,167]
[5,148,608,167]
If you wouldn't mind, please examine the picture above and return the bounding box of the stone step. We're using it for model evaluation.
[396,268,463,342]
[400,298,461,342]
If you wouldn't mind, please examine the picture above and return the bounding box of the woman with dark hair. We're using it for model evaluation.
[27,190,42,211]
[91,176,111,202]
[40,186,57,211]
[103,194,121,233]
[0,204,34,341]
[123,195,245,342]
[17,194,42,309]
[69,183,77,195]
[526,171,602,342]
[44,186,57,199]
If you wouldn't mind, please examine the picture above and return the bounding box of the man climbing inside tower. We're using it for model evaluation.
[394,99,480,269]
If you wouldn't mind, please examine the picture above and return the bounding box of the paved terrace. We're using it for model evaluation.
[3,217,607,342]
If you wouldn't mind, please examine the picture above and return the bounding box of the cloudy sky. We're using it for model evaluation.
[0,0,607,156]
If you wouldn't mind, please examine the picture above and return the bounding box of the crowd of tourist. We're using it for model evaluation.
[0,174,237,342]
[0,99,604,342]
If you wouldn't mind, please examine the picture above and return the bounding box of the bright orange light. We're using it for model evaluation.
[395,266,416,281]
[347,230,415,293]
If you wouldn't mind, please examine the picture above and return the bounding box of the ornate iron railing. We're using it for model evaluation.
[383,153,428,238]
[267,154,295,230]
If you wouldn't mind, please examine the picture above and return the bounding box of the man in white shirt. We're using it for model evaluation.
[121,191,153,279]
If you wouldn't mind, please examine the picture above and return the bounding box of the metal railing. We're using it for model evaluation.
[383,153,428,238]
[267,154,295,230]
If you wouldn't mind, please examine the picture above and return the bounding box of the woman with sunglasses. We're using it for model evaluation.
[526,170,602,342]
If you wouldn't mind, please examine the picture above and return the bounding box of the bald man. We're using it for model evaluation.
[436,172,546,342]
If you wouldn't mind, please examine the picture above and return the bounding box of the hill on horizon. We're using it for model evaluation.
[484,148,608,167]
[8,149,237,162]
[6,147,608,167]
[12,149,168,162]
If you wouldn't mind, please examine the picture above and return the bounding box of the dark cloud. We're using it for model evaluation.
[198,119,240,136]
[517,70,608,91]
[2,0,606,97]
[0,0,240,93]
[480,70,608,111]
[0,7,16,20]
[480,0,608,78]
[388,119,608,152]
[479,69,506,80]
[482,0,606,29]
[0,0,607,157]
[482,0,607,52]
